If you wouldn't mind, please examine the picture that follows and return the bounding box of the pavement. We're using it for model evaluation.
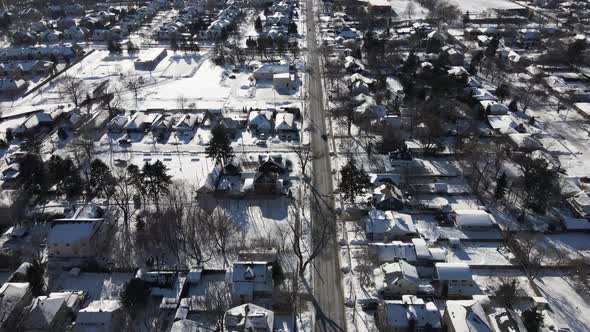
[304,0,347,330]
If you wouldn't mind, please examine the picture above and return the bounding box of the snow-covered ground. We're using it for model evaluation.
[450,0,523,12]
[535,274,590,332]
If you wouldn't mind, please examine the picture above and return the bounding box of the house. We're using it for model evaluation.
[252,64,289,81]
[366,210,417,241]
[74,300,124,332]
[126,112,159,133]
[272,72,296,90]
[375,260,423,297]
[344,56,364,73]
[444,299,493,332]
[274,112,298,140]
[0,79,28,97]
[12,31,37,45]
[376,296,442,332]
[174,114,198,132]
[435,263,478,298]
[373,183,405,210]
[218,116,243,138]
[107,115,128,133]
[151,113,174,138]
[134,48,168,71]
[367,0,392,15]
[224,303,274,332]
[64,27,89,40]
[248,110,274,136]
[479,101,509,116]
[0,60,54,78]
[20,291,85,331]
[453,210,496,231]
[0,282,32,332]
[567,191,590,218]
[439,46,464,66]
[47,219,105,258]
[231,261,273,303]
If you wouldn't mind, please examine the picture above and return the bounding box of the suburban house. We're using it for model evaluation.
[74,300,124,332]
[20,291,85,331]
[365,209,418,241]
[434,263,479,298]
[367,0,392,15]
[107,115,129,133]
[370,240,446,265]
[174,114,199,132]
[134,48,168,71]
[439,45,465,66]
[231,261,273,303]
[0,282,32,332]
[0,60,54,78]
[373,183,405,210]
[224,303,274,332]
[0,78,28,97]
[374,260,432,297]
[444,299,493,332]
[151,113,174,138]
[248,110,274,137]
[453,210,497,231]
[125,112,159,133]
[47,218,106,258]
[274,112,298,140]
[376,296,442,332]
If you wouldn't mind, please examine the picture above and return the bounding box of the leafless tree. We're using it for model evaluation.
[125,74,145,108]
[111,167,138,231]
[203,206,242,268]
[69,136,95,193]
[197,282,233,331]
[287,192,333,276]
[508,233,543,280]
[290,145,313,180]
[58,74,86,108]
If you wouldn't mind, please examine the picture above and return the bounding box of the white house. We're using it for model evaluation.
[377,296,442,332]
[435,263,479,298]
[224,303,274,332]
[365,210,417,241]
[21,291,85,331]
[231,262,273,303]
[253,64,289,81]
[375,260,427,297]
[0,282,32,332]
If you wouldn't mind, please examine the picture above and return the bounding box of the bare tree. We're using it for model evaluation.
[508,233,543,280]
[290,145,313,180]
[125,75,145,108]
[58,74,86,107]
[288,192,332,276]
[203,206,242,267]
[111,167,138,231]
[197,282,233,331]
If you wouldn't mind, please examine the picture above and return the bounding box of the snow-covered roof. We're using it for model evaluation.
[454,210,496,229]
[248,110,273,129]
[275,112,295,130]
[75,300,120,328]
[381,260,419,280]
[231,261,273,296]
[382,296,441,329]
[253,64,289,75]
[0,282,30,326]
[225,303,274,331]
[47,221,100,244]
[435,263,472,281]
[445,299,493,332]
[366,210,416,236]
[372,242,417,262]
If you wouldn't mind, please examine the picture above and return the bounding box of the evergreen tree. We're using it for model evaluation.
[522,308,544,332]
[339,158,371,203]
[25,258,46,297]
[509,99,519,112]
[494,172,508,201]
[288,21,298,34]
[141,160,172,211]
[120,278,148,310]
[18,153,47,195]
[206,126,234,165]
[89,159,114,198]
[171,38,178,52]
[254,16,263,32]
[495,83,511,102]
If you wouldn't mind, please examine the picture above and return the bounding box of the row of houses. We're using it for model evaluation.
[258,0,297,42]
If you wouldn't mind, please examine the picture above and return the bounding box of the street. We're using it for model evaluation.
[304,0,347,330]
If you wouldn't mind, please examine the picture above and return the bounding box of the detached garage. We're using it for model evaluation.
[453,210,496,231]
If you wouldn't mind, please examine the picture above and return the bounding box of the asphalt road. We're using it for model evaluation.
[304,0,347,330]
